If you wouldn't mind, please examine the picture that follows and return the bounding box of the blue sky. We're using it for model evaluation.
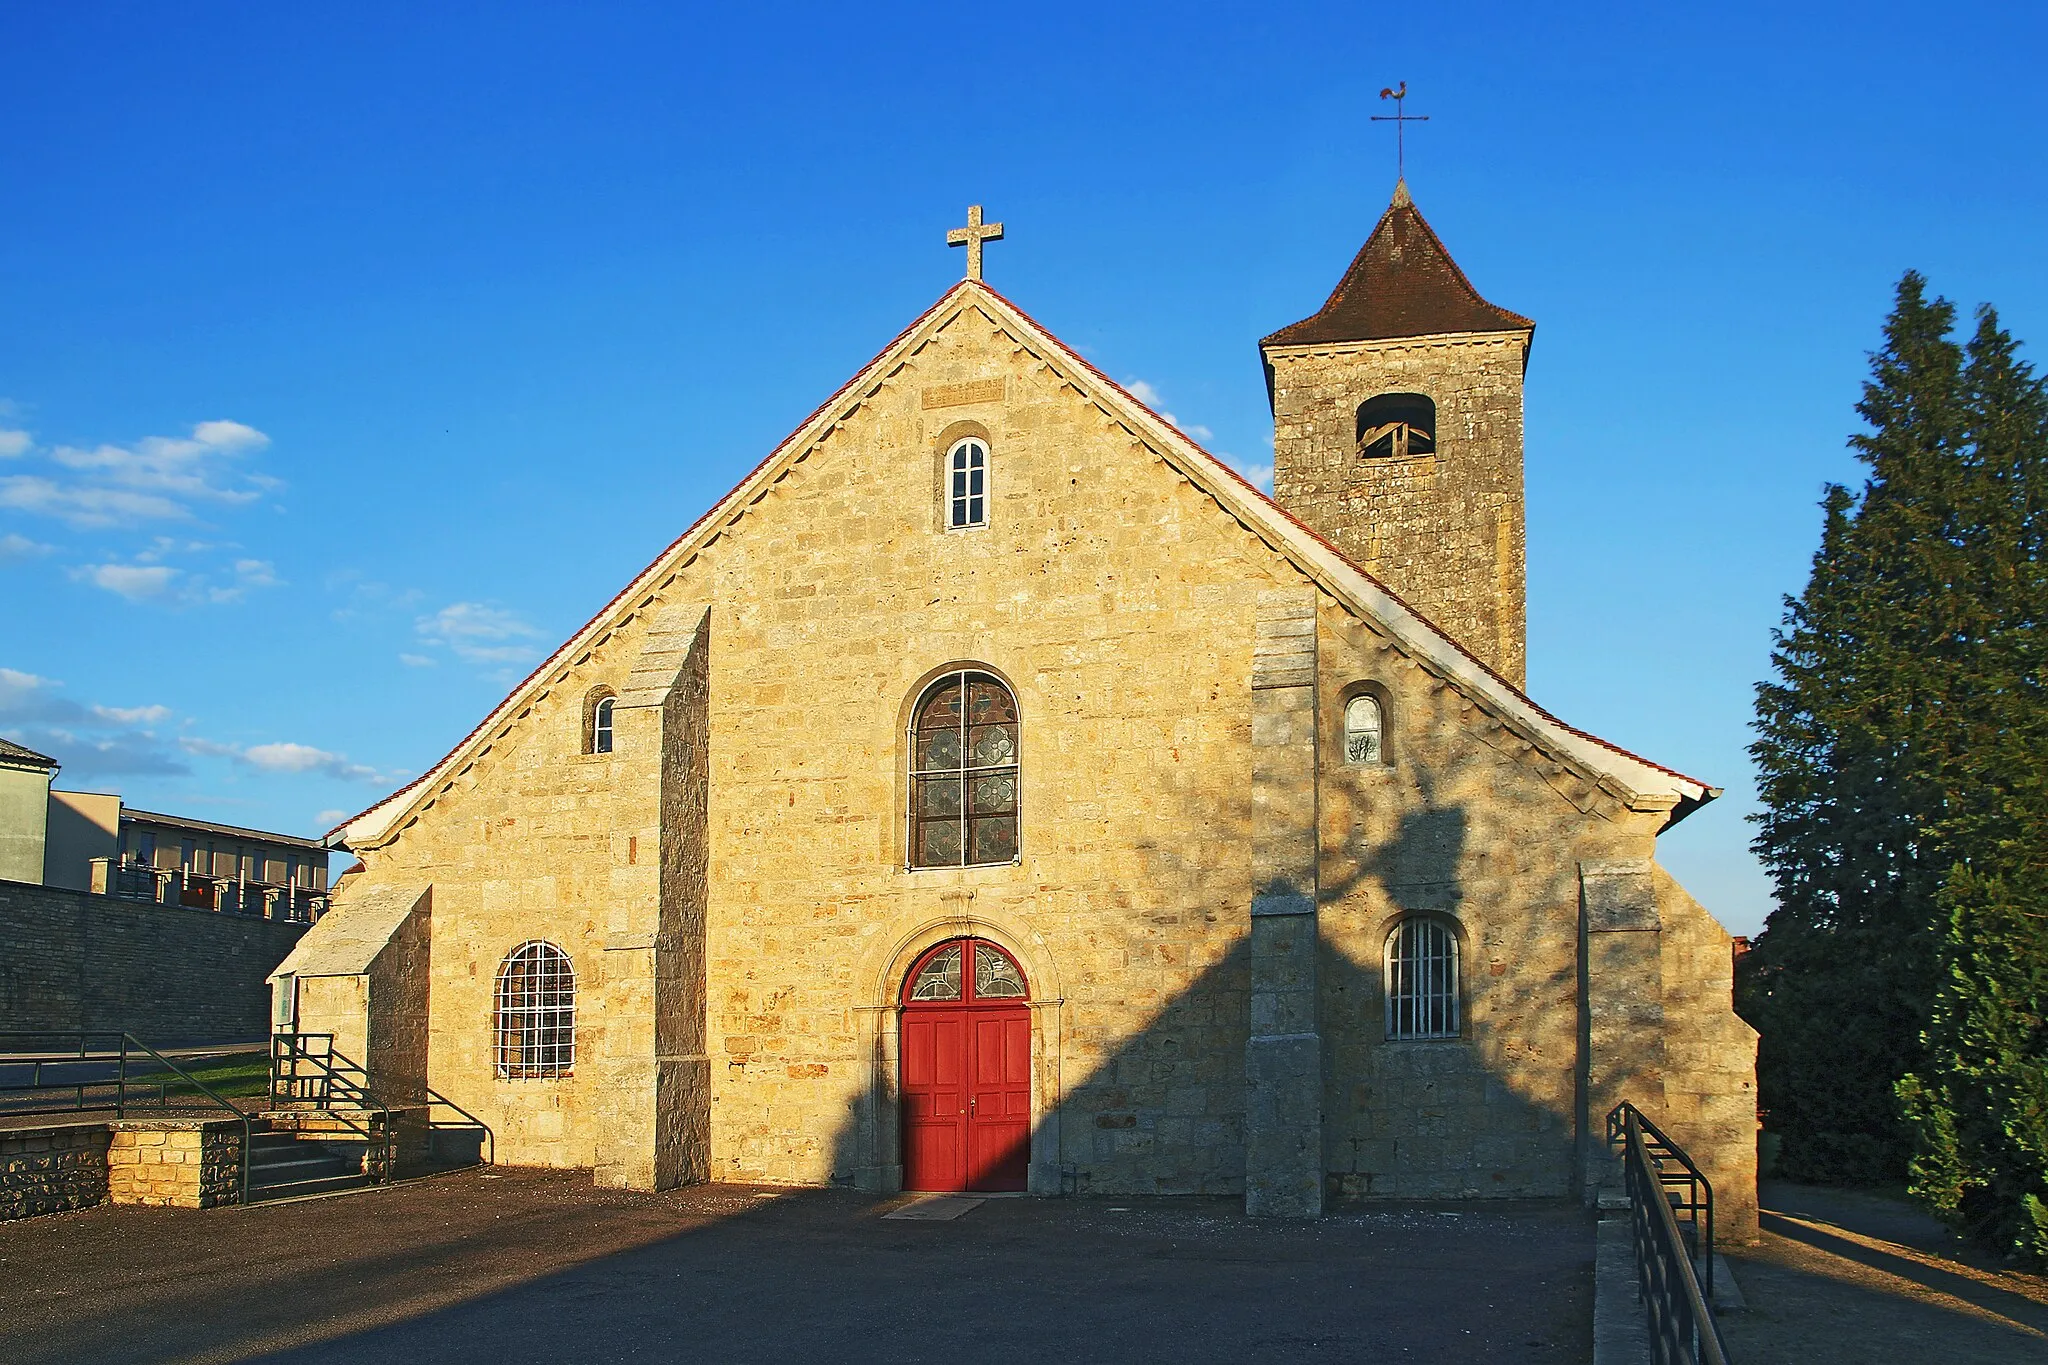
[2,4,2042,935]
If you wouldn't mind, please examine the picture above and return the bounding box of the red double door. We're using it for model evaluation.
[900,940,1031,1192]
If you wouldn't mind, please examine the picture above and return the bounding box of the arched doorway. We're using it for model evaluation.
[900,937,1031,1192]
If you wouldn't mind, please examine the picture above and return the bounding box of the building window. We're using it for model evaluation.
[947,437,989,529]
[1344,694,1385,765]
[495,941,576,1078]
[585,689,616,755]
[909,669,1019,868]
[1356,393,1436,460]
[1385,917,1459,1040]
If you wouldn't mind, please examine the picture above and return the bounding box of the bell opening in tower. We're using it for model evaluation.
[1359,392,1441,462]
[1355,392,1436,460]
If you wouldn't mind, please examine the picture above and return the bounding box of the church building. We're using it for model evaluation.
[279,186,1758,1232]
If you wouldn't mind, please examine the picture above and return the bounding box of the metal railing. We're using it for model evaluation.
[268,1032,397,1182]
[93,859,329,921]
[269,1032,495,1174]
[0,1031,259,1205]
[1608,1101,1731,1365]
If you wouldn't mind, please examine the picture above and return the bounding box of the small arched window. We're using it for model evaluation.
[584,689,616,755]
[1344,694,1384,765]
[947,437,989,529]
[495,941,576,1078]
[1385,917,1459,1040]
[909,669,1019,868]
[1356,393,1436,460]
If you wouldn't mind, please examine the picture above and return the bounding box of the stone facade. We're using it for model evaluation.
[106,1118,243,1209]
[299,272,1758,1239]
[0,1120,110,1220]
[1266,333,1530,688]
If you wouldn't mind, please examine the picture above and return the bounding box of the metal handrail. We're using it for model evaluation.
[1611,1103,1731,1365]
[0,1031,259,1206]
[1606,1099,1715,1300]
[267,1031,493,1168]
[267,1033,395,1184]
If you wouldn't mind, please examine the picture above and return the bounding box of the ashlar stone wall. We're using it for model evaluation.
[1268,332,1530,687]
[327,288,1754,1233]
[107,1118,242,1209]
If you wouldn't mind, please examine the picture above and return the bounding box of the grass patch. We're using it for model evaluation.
[131,1054,271,1101]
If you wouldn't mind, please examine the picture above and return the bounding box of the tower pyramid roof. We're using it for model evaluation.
[1262,182,1533,349]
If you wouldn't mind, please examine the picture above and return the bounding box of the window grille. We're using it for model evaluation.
[1384,917,1459,1039]
[593,696,615,754]
[495,941,576,1078]
[1344,694,1384,764]
[948,438,988,529]
[909,669,1019,868]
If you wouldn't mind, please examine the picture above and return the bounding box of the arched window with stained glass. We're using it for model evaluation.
[909,670,1020,868]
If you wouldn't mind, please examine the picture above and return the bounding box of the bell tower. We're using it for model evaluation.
[1261,182,1534,687]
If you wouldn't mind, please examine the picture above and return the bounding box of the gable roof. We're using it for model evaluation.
[332,279,1712,850]
[1261,182,1534,351]
[0,736,59,771]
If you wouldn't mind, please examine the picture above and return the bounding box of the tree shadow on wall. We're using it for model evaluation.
[820,764,1589,1204]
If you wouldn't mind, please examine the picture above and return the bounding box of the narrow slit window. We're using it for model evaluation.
[1385,917,1459,1040]
[948,438,989,529]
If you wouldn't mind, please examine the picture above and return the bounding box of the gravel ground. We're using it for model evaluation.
[1720,1181,2048,1364]
[0,1169,1594,1364]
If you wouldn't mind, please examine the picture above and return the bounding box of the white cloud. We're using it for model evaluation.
[315,809,349,828]
[1228,459,1275,493]
[0,532,52,560]
[0,430,30,458]
[397,653,437,668]
[1,419,274,528]
[68,548,280,606]
[178,735,389,784]
[72,562,179,600]
[416,601,546,667]
[91,703,172,726]
[0,670,187,779]
[1121,379,1212,442]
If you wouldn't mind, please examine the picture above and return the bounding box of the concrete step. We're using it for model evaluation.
[245,1170,374,1202]
[250,1159,356,1188]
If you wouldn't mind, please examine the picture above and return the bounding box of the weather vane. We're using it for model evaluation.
[1370,81,1429,180]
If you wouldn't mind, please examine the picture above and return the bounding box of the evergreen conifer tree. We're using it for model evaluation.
[1741,274,1964,1182]
[1897,306,2048,1260]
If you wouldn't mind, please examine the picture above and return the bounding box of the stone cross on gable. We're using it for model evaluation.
[947,204,1004,282]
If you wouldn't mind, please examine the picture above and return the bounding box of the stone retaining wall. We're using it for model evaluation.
[107,1118,244,1208]
[0,877,307,1040]
[0,1120,111,1219]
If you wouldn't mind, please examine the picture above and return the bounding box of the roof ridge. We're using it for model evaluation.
[1260,191,1533,349]
[335,278,1705,846]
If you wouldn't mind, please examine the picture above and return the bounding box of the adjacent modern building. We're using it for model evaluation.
[0,741,329,922]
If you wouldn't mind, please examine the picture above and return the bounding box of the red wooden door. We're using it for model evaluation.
[900,940,1031,1193]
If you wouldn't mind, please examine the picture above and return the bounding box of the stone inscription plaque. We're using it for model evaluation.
[922,378,1005,410]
